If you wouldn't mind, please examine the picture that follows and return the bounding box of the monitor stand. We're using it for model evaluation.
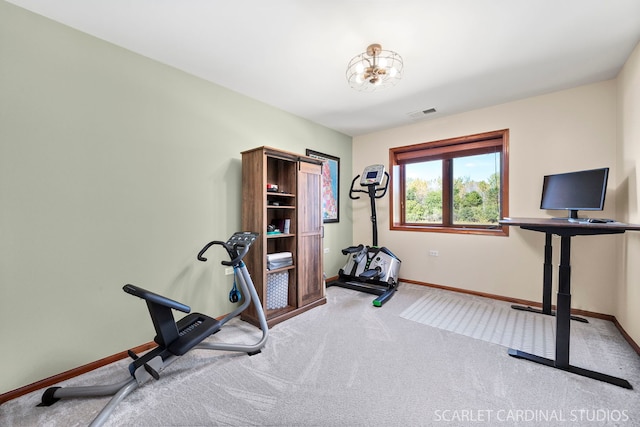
[566,209,581,222]
[551,210,584,223]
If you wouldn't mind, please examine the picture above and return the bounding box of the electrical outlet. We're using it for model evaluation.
[324,247,330,253]
[224,267,234,275]
[429,250,439,257]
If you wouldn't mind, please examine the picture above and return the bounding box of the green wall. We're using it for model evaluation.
[0,1,352,394]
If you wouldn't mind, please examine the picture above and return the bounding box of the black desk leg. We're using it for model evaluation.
[556,235,572,367]
[509,235,632,389]
[542,232,553,314]
[511,233,587,323]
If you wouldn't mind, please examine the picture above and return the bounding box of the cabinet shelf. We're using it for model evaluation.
[267,191,295,197]
[266,265,295,274]
[266,233,295,239]
[267,191,295,209]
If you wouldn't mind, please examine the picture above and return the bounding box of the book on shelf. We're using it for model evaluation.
[270,218,291,234]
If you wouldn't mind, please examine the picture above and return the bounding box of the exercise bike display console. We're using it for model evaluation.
[327,164,401,307]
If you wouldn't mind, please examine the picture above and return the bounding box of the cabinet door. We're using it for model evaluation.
[297,160,324,306]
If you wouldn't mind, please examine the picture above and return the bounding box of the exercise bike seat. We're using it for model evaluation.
[123,284,221,356]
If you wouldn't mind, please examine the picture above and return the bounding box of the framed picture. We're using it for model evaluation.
[306,149,340,223]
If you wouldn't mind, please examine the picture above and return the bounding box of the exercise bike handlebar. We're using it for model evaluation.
[349,171,389,200]
[197,240,251,266]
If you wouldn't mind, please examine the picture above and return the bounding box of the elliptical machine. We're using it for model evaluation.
[327,164,401,307]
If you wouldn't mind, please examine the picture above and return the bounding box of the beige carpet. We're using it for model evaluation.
[2,284,639,426]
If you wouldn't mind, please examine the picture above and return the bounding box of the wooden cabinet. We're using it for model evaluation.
[241,146,325,327]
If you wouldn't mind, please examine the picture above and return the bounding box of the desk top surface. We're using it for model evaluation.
[500,217,640,232]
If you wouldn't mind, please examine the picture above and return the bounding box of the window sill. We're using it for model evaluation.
[391,223,509,236]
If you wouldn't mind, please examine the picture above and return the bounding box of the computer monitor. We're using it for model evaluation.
[540,167,609,221]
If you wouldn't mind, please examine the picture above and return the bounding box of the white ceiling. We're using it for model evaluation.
[7,0,640,136]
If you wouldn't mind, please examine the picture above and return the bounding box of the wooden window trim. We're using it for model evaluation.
[389,129,509,236]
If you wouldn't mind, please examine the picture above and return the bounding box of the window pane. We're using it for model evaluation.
[452,153,500,225]
[404,160,442,223]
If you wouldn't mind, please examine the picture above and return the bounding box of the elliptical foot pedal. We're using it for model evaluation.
[359,269,379,280]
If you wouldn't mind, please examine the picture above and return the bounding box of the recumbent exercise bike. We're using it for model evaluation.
[327,164,401,306]
[38,231,268,427]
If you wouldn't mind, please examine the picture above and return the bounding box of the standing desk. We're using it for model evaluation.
[499,217,640,389]
[510,230,588,323]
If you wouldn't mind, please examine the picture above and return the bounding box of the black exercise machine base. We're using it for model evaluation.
[507,348,632,389]
[326,279,397,307]
[327,279,389,295]
[510,304,589,323]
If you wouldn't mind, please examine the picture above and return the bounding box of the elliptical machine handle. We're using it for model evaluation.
[374,172,390,199]
[349,171,389,200]
[349,175,364,200]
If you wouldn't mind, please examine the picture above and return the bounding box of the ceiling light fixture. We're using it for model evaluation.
[346,43,403,92]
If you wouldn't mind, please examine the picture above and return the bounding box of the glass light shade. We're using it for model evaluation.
[346,44,403,92]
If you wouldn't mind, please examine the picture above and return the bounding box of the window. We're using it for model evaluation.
[390,129,509,236]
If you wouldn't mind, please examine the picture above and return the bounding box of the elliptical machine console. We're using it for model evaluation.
[327,164,401,307]
[360,164,385,186]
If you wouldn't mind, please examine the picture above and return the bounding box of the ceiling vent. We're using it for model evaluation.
[407,108,437,120]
